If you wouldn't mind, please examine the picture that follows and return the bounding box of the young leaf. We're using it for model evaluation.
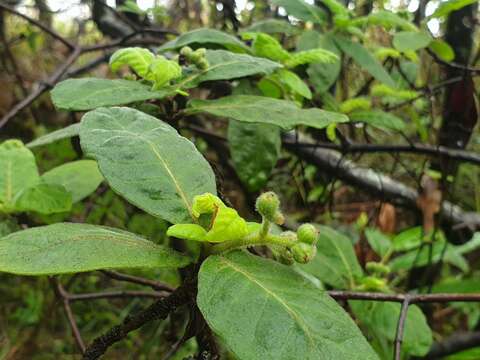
[300,225,363,289]
[430,0,478,18]
[186,95,349,130]
[0,140,39,206]
[349,110,406,131]
[0,223,190,275]
[109,47,155,78]
[271,0,326,24]
[274,69,312,99]
[334,37,396,88]
[51,78,174,111]
[167,223,207,242]
[184,50,281,87]
[80,107,216,224]
[41,160,103,203]
[228,121,281,192]
[297,31,341,94]
[148,56,183,89]
[158,28,249,53]
[393,31,431,52]
[27,123,80,148]
[350,301,432,357]
[365,228,391,257]
[243,19,298,35]
[198,251,379,360]
[243,32,291,62]
[352,10,418,31]
[13,183,72,214]
[284,48,338,68]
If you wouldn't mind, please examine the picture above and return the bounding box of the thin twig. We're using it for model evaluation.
[328,291,480,303]
[100,270,174,292]
[394,296,411,360]
[68,290,168,302]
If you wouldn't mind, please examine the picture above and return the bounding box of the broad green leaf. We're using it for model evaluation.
[13,183,72,214]
[429,39,455,62]
[158,28,249,53]
[228,121,281,192]
[335,37,396,88]
[80,107,217,224]
[275,69,312,99]
[243,19,298,35]
[0,140,39,206]
[392,226,422,251]
[27,124,80,148]
[272,0,326,24]
[300,225,363,289]
[198,251,379,360]
[109,47,155,78]
[243,32,290,62]
[350,301,432,357]
[297,31,341,94]
[432,278,480,294]
[284,48,338,68]
[349,110,406,131]
[393,31,431,52]
[41,160,103,203]
[365,228,391,257]
[51,78,174,111]
[322,0,349,17]
[339,97,371,114]
[455,233,480,254]
[431,0,478,18]
[186,95,349,130]
[167,223,207,242]
[0,223,190,275]
[184,50,281,87]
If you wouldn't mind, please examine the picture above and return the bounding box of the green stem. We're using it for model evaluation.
[209,233,296,254]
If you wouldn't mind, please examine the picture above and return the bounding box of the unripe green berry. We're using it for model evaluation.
[180,46,193,56]
[359,276,387,292]
[366,262,391,276]
[291,243,316,264]
[196,58,209,70]
[297,223,318,244]
[256,192,280,221]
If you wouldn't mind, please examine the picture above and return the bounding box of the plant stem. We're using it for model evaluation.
[209,233,296,254]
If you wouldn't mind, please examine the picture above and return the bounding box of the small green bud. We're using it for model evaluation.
[358,276,387,292]
[195,48,207,57]
[196,58,209,70]
[180,46,193,56]
[278,247,294,265]
[280,231,297,242]
[365,262,391,276]
[256,192,280,221]
[291,243,317,264]
[297,223,318,245]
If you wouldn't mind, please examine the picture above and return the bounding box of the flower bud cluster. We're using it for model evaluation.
[180,46,209,70]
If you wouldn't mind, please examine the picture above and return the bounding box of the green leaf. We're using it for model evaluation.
[335,37,396,88]
[300,226,363,289]
[350,301,432,357]
[13,183,72,214]
[204,206,248,243]
[392,226,422,251]
[349,110,406,131]
[167,223,207,242]
[393,31,432,52]
[431,0,478,18]
[41,160,103,203]
[148,56,183,89]
[51,78,174,111]
[27,124,80,148]
[0,223,190,275]
[109,47,155,78]
[184,50,281,87]
[186,95,349,130]
[243,32,291,62]
[429,39,455,62]
[228,121,281,192]
[80,107,216,224]
[353,10,418,31]
[271,0,326,24]
[198,251,379,360]
[242,19,298,35]
[285,48,338,68]
[365,228,391,257]
[158,28,249,53]
[297,31,341,94]
[0,140,39,207]
[275,69,312,99]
